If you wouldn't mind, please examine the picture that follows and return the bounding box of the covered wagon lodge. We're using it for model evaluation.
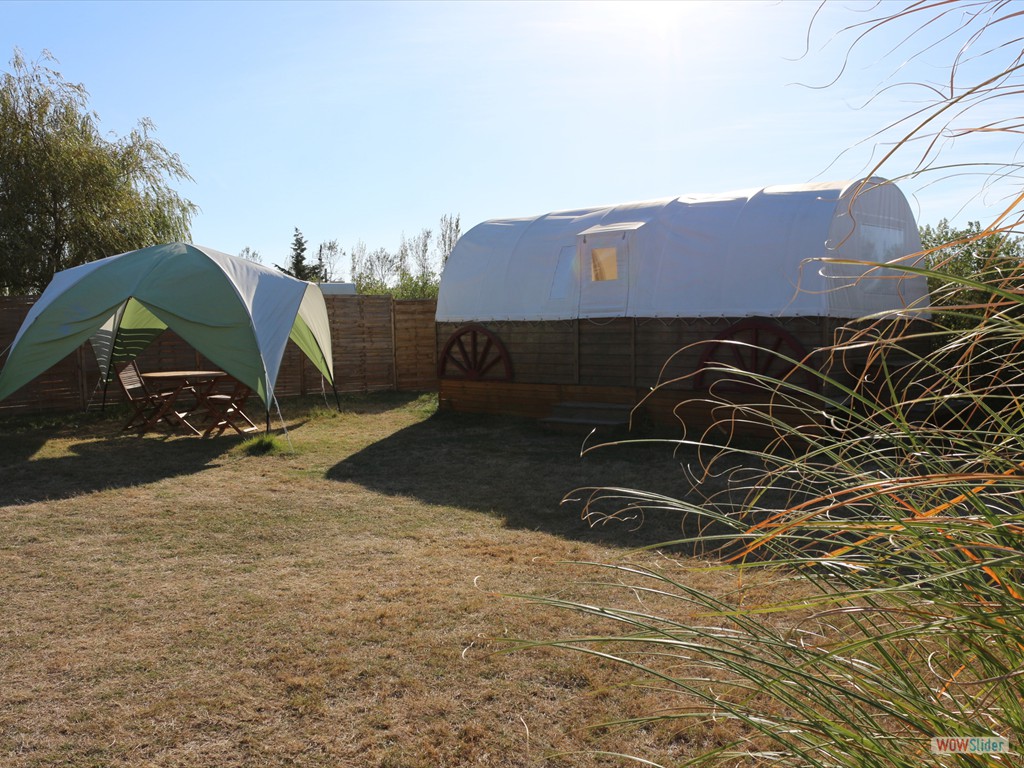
[435,178,931,431]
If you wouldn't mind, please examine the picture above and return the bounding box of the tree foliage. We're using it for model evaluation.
[436,212,461,268]
[316,240,342,283]
[350,213,460,298]
[0,49,196,295]
[920,218,1024,329]
[920,219,1023,275]
[350,241,401,296]
[274,214,459,294]
[275,227,326,282]
[237,246,262,264]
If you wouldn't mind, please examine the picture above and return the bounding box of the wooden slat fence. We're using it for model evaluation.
[435,316,835,392]
[0,296,438,415]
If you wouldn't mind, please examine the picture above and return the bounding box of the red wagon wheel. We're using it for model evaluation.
[438,324,513,381]
[694,319,817,392]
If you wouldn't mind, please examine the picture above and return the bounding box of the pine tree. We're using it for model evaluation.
[276,228,322,281]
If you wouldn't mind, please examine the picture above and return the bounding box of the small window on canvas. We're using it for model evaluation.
[591,247,618,281]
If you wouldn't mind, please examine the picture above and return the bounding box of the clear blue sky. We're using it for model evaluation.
[2,0,1018,277]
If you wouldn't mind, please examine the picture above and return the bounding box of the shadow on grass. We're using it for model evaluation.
[0,418,232,507]
[327,410,723,550]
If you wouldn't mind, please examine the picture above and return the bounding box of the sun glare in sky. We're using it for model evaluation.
[0,0,1014,261]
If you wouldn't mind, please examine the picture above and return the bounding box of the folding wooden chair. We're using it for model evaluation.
[199,378,259,437]
[116,361,194,434]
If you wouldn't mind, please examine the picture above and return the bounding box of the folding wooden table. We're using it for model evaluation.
[140,370,226,437]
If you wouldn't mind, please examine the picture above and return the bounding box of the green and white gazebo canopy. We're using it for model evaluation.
[0,243,335,412]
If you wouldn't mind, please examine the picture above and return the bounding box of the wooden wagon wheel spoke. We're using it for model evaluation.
[454,336,474,370]
[438,324,513,381]
[756,333,790,376]
[694,319,817,392]
[476,342,506,378]
[447,352,470,375]
[728,344,747,369]
[475,337,494,370]
[749,329,762,375]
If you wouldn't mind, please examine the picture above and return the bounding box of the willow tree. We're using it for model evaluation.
[0,49,196,295]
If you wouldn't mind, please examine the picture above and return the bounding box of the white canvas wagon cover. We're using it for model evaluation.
[436,178,930,322]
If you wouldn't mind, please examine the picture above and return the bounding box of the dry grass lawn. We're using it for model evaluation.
[0,393,768,767]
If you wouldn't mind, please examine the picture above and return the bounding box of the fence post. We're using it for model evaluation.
[390,296,398,391]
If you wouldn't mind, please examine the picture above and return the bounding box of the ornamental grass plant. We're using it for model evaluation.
[511,3,1024,761]
[513,258,1024,766]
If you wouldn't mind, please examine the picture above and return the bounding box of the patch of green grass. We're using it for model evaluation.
[237,433,288,455]
[407,391,438,417]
